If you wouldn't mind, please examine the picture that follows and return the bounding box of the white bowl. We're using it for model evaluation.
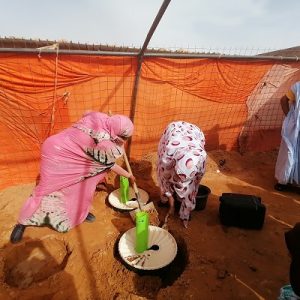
[108,187,149,211]
[118,225,177,270]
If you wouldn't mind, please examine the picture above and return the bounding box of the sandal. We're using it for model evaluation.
[274,183,288,191]
[10,224,26,244]
[158,200,169,207]
[85,212,96,223]
[96,182,108,192]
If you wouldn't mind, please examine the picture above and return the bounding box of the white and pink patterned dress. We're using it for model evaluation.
[157,121,207,221]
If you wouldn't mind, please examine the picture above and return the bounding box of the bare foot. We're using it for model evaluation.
[168,205,175,216]
[168,195,175,215]
[183,220,188,228]
[161,213,170,230]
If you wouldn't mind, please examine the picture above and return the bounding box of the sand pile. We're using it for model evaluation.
[0,150,300,299]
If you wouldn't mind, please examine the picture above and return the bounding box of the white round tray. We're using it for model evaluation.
[118,225,177,270]
[108,187,149,211]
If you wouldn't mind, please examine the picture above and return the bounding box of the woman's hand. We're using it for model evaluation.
[280,95,290,116]
[114,136,127,146]
[128,174,136,185]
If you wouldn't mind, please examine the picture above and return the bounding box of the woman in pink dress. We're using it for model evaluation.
[10,112,135,243]
[157,121,207,228]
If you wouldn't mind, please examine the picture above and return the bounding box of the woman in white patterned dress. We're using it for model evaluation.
[157,121,207,228]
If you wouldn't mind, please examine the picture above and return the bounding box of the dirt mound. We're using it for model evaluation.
[3,238,70,289]
[0,150,300,299]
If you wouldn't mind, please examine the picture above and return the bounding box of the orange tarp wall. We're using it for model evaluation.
[0,52,299,189]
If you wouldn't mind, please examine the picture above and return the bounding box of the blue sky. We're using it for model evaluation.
[1,0,299,52]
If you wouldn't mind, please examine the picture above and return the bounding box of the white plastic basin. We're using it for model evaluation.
[108,187,149,211]
[118,225,177,270]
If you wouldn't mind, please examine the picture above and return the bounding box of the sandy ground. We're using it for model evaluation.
[0,150,300,300]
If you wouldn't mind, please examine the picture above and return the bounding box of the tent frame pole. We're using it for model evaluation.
[127,0,171,157]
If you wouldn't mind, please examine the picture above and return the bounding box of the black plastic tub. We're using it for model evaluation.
[195,184,211,211]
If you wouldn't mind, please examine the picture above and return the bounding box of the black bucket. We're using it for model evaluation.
[195,185,211,211]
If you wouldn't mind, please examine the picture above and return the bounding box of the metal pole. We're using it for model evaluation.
[0,48,299,62]
[0,48,138,56]
[139,0,172,58]
[128,0,172,156]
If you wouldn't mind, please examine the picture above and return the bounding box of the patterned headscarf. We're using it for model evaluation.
[173,147,205,182]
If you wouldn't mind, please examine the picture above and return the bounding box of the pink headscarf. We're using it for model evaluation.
[106,114,134,140]
[75,112,134,141]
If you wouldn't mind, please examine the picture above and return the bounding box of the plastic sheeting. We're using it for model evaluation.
[1,52,299,189]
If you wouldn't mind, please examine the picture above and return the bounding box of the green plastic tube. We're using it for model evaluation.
[120,176,129,203]
[135,211,149,253]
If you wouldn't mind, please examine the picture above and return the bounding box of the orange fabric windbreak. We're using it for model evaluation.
[130,58,273,157]
[141,58,271,103]
[0,52,284,190]
[0,53,137,189]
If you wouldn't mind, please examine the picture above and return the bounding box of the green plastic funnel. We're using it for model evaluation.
[120,176,129,204]
[135,211,149,253]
